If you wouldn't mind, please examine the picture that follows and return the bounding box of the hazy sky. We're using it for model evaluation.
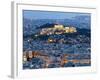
[23,10,90,20]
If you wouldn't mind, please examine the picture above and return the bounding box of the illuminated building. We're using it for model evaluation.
[69,27,77,33]
[40,24,77,35]
[54,25,64,30]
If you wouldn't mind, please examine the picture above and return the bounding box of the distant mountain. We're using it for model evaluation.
[23,15,90,30]
[36,23,58,29]
[23,15,90,36]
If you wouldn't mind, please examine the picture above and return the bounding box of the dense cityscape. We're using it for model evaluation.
[23,10,91,69]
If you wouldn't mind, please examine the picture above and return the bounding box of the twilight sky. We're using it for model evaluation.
[23,10,90,20]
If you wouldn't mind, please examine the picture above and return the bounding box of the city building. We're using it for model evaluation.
[40,24,77,35]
